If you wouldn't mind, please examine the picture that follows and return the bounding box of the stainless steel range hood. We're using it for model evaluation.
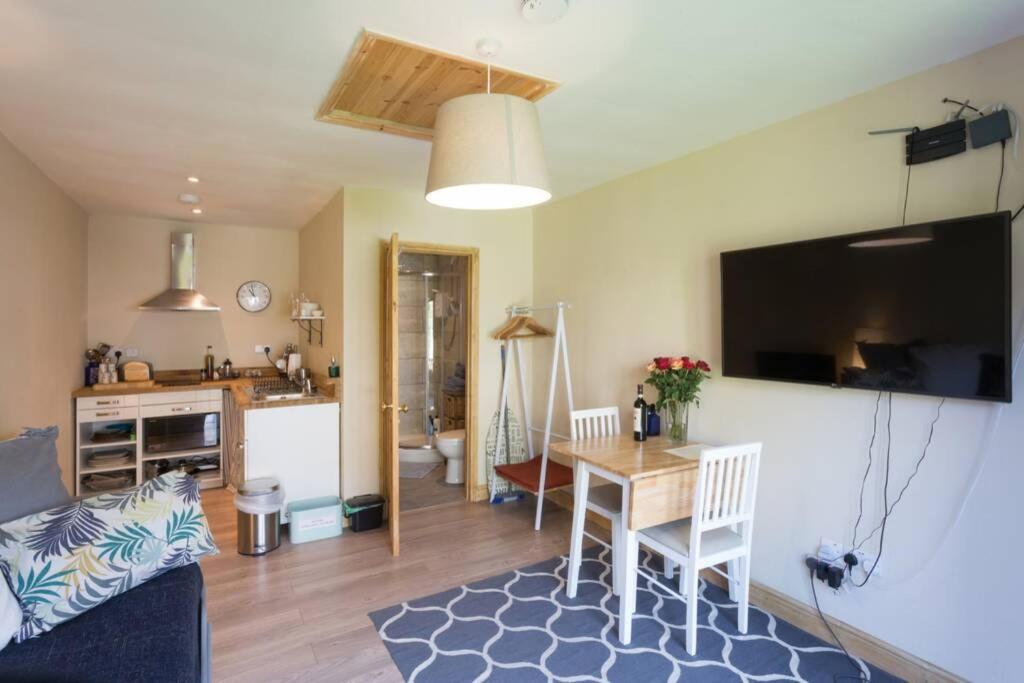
[138,232,220,311]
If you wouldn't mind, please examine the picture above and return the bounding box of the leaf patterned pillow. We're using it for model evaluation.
[0,472,218,642]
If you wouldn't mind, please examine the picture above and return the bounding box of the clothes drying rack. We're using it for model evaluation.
[491,302,576,531]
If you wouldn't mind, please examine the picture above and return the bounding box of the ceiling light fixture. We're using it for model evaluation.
[192,208,203,215]
[424,39,551,210]
[187,176,200,183]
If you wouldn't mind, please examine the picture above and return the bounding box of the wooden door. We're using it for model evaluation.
[381,233,401,555]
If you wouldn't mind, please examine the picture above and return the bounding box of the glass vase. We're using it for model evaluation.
[666,401,689,444]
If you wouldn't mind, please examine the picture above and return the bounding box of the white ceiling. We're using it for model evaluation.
[1,1,1022,229]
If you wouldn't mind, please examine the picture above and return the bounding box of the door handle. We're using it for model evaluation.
[381,403,410,413]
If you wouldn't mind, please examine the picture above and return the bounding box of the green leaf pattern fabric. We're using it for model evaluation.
[0,472,218,642]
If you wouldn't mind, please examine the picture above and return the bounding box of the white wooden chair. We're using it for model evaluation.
[566,407,625,595]
[628,443,762,654]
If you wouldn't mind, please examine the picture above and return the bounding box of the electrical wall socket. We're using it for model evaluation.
[254,344,269,353]
[817,537,843,564]
[853,549,881,576]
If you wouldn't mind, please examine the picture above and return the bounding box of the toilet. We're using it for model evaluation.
[435,429,465,485]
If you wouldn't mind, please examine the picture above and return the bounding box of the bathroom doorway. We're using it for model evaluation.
[381,241,478,525]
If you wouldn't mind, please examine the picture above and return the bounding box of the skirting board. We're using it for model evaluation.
[543,489,963,683]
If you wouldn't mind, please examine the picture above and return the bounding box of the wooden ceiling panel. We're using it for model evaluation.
[317,31,559,140]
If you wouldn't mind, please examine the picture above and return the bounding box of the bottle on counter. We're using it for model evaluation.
[646,403,661,437]
[204,345,215,378]
[633,384,648,442]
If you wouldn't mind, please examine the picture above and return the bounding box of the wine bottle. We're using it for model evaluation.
[633,384,648,442]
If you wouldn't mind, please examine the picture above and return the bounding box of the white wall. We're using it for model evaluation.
[342,187,533,499]
[0,130,87,490]
[532,36,1024,680]
[87,215,299,370]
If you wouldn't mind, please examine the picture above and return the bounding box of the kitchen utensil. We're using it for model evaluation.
[287,353,302,378]
[303,378,314,395]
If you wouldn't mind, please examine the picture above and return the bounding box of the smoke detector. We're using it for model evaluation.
[178,193,200,205]
[521,0,568,24]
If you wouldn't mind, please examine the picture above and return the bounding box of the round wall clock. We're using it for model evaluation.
[236,280,271,312]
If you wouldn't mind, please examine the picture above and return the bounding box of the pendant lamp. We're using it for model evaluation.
[425,57,551,210]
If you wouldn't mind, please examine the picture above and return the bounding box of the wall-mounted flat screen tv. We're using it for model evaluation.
[720,211,1011,402]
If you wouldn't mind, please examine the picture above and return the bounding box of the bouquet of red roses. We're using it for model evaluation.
[645,356,711,410]
[644,356,711,443]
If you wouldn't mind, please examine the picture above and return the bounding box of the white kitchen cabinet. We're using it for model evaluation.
[243,403,340,522]
[75,391,225,496]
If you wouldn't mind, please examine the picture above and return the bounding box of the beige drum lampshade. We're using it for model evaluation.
[425,93,552,210]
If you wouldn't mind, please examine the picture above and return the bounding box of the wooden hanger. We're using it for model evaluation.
[492,315,554,340]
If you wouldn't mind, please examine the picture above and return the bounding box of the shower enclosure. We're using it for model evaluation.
[396,253,467,451]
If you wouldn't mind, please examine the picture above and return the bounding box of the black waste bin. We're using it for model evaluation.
[343,494,385,532]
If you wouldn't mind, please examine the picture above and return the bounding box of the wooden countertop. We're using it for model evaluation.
[73,375,340,410]
[548,435,702,481]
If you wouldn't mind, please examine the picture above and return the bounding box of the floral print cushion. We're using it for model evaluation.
[0,472,218,642]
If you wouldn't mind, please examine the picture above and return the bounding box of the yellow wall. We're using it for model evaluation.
[298,189,343,376]
[532,36,1024,680]
[87,215,299,370]
[341,187,533,498]
[0,130,87,489]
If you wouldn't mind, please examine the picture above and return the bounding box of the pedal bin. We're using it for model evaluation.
[235,477,285,556]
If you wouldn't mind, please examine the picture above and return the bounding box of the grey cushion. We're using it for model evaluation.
[0,427,71,524]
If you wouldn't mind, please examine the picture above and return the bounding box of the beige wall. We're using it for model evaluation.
[532,36,1024,680]
[298,189,343,376]
[342,187,533,498]
[0,130,87,490]
[87,215,299,370]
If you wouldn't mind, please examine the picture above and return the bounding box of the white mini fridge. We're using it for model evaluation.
[244,403,340,522]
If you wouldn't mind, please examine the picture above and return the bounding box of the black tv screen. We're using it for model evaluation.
[721,211,1012,402]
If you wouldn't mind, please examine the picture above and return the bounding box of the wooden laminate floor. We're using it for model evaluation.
[398,465,465,512]
[198,488,574,682]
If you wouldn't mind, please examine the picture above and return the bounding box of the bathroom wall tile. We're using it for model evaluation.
[400,383,426,411]
[398,305,423,332]
[399,361,425,386]
[399,333,425,359]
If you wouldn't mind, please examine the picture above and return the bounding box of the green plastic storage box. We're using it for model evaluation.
[286,496,342,544]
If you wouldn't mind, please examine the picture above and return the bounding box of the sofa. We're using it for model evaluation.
[0,563,211,683]
[0,428,212,683]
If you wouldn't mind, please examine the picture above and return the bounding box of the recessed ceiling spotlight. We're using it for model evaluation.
[187,176,200,183]
[521,0,569,24]
[192,208,203,215]
[178,193,200,205]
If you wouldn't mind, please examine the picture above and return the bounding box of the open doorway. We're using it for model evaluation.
[395,250,470,511]
[380,239,479,552]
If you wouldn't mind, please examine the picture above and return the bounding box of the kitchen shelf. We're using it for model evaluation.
[141,447,221,462]
[291,316,324,346]
[79,462,137,475]
[194,470,223,490]
[81,439,137,450]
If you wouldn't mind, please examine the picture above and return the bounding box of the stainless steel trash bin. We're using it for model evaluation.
[235,477,284,556]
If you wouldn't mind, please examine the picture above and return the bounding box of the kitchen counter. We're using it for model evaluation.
[72,374,339,409]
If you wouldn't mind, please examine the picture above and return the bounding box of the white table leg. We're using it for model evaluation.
[727,559,738,601]
[611,517,621,596]
[618,482,637,644]
[566,462,590,599]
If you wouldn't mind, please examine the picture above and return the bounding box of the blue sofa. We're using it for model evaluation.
[0,563,211,683]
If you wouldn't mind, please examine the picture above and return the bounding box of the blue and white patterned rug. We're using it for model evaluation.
[369,546,902,682]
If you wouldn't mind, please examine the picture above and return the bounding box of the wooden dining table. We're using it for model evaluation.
[549,434,705,644]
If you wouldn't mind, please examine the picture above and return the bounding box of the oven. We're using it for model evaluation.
[143,412,220,454]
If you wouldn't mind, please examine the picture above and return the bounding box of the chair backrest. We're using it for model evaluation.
[570,407,621,440]
[692,443,762,533]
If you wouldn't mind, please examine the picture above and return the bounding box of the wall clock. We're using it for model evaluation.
[236,280,271,312]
